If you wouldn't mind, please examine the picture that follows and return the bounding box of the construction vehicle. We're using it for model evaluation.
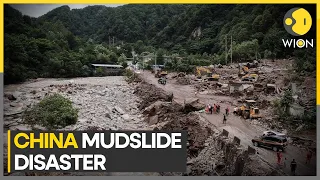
[238,64,249,76]
[196,66,211,79]
[158,76,167,85]
[234,100,261,119]
[196,66,220,81]
[246,60,259,68]
[155,70,168,78]
[208,73,220,81]
[241,73,259,82]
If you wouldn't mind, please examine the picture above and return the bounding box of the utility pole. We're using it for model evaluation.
[113,36,115,47]
[255,49,257,61]
[225,36,228,65]
[142,56,144,70]
[255,42,258,61]
[109,36,111,48]
[230,35,233,64]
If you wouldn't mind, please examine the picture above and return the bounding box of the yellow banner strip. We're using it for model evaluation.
[1,0,319,4]
[317,4,320,105]
[7,130,11,173]
[0,4,3,73]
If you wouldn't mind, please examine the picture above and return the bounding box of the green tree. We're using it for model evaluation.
[280,90,294,114]
[23,94,78,129]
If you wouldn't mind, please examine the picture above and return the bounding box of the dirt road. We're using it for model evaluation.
[140,71,316,176]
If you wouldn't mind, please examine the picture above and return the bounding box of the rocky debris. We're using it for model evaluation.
[295,124,305,132]
[134,81,213,158]
[134,80,174,110]
[185,131,285,176]
[156,113,213,158]
[114,106,125,115]
[184,98,205,112]
[290,136,316,151]
[148,115,159,125]
[143,101,182,116]
[143,100,184,126]
[4,93,16,101]
[217,64,223,68]
[241,155,284,176]
[194,81,218,92]
[176,76,191,85]
[4,77,149,131]
[121,114,131,120]
[170,72,186,79]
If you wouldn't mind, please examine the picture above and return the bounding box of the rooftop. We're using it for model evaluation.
[245,100,257,103]
[91,64,123,68]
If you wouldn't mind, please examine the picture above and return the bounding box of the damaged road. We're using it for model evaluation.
[139,70,316,176]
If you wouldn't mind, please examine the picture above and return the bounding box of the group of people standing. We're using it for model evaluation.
[206,104,221,114]
[205,104,230,124]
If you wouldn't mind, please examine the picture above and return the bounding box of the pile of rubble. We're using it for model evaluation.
[158,113,213,158]
[133,80,174,110]
[168,72,187,79]
[133,79,212,158]
[4,77,149,131]
[186,131,285,176]
[142,100,183,125]
[176,76,192,85]
[194,81,218,92]
[290,136,317,152]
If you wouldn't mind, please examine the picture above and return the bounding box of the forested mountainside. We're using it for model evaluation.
[4,4,315,84]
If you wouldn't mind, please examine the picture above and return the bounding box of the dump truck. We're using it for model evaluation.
[234,100,261,119]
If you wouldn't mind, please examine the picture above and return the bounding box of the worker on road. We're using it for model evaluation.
[209,104,213,114]
[306,150,312,164]
[225,107,229,116]
[277,151,282,165]
[205,104,209,113]
[233,107,238,114]
[223,114,227,124]
[283,157,287,168]
[290,159,297,175]
[168,92,173,102]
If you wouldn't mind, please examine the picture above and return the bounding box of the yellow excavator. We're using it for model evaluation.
[239,64,249,76]
[241,73,259,82]
[155,70,168,78]
[196,66,220,81]
[196,66,211,78]
[234,100,261,119]
[209,73,220,81]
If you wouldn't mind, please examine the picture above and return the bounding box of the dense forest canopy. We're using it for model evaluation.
[4,4,316,84]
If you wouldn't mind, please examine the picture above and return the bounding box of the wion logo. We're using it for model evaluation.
[282,7,314,48]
